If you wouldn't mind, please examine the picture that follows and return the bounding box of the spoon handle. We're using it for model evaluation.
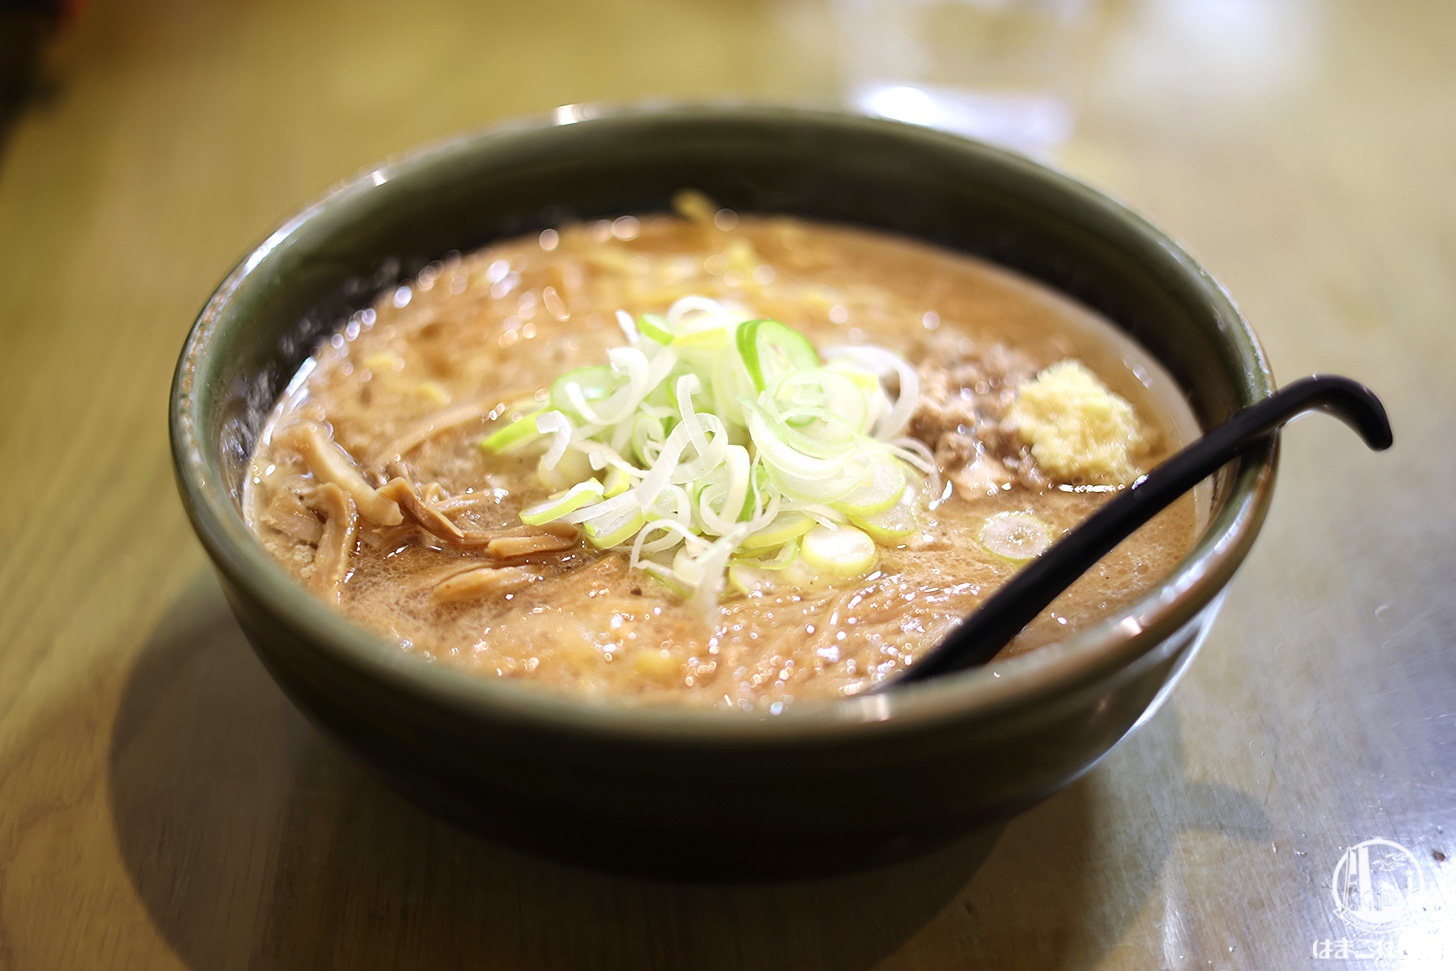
[887,375,1393,687]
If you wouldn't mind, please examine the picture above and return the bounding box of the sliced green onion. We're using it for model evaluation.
[630,412,667,466]
[850,486,919,541]
[674,325,733,349]
[736,318,819,392]
[519,480,604,525]
[695,445,751,535]
[630,517,701,561]
[551,366,619,420]
[770,368,869,440]
[979,511,1053,564]
[800,524,877,577]
[585,509,649,548]
[740,510,816,550]
[671,546,706,587]
[602,464,633,497]
[638,313,673,345]
[640,561,692,598]
[537,448,594,492]
[733,539,800,571]
[831,456,907,517]
[480,409,545,452]
[686,530,744,617]
[825,344,921,438]
[535,411,572,469]
[481,294,928,615]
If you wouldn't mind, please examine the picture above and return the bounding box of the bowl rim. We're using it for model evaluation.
[170,102,1277,743]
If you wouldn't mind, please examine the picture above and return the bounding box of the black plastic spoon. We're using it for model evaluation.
[880,375,1393,689]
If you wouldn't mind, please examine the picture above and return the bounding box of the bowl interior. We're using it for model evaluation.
[173,105,1274,732]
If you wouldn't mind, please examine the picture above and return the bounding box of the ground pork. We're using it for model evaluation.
[906,334,1046,498]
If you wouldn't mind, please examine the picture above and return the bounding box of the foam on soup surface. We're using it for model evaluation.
[245,207,1203,709]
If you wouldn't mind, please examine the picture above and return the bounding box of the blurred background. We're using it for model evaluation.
[5,0,1442,395]
[1,1,1451,968]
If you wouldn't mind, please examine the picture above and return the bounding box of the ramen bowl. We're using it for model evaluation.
[170,105,1275,879]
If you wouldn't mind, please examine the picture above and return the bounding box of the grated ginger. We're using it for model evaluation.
[1008,360,1150,485]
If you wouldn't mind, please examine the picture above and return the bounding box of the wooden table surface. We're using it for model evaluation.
[1,0,1452,967]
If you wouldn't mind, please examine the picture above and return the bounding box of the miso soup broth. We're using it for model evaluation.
[245,203,1204,709]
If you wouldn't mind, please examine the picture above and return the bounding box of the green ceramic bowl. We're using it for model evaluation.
[170,104,1276,879]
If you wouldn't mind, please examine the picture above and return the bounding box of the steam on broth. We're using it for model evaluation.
[245,198,1203,709]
